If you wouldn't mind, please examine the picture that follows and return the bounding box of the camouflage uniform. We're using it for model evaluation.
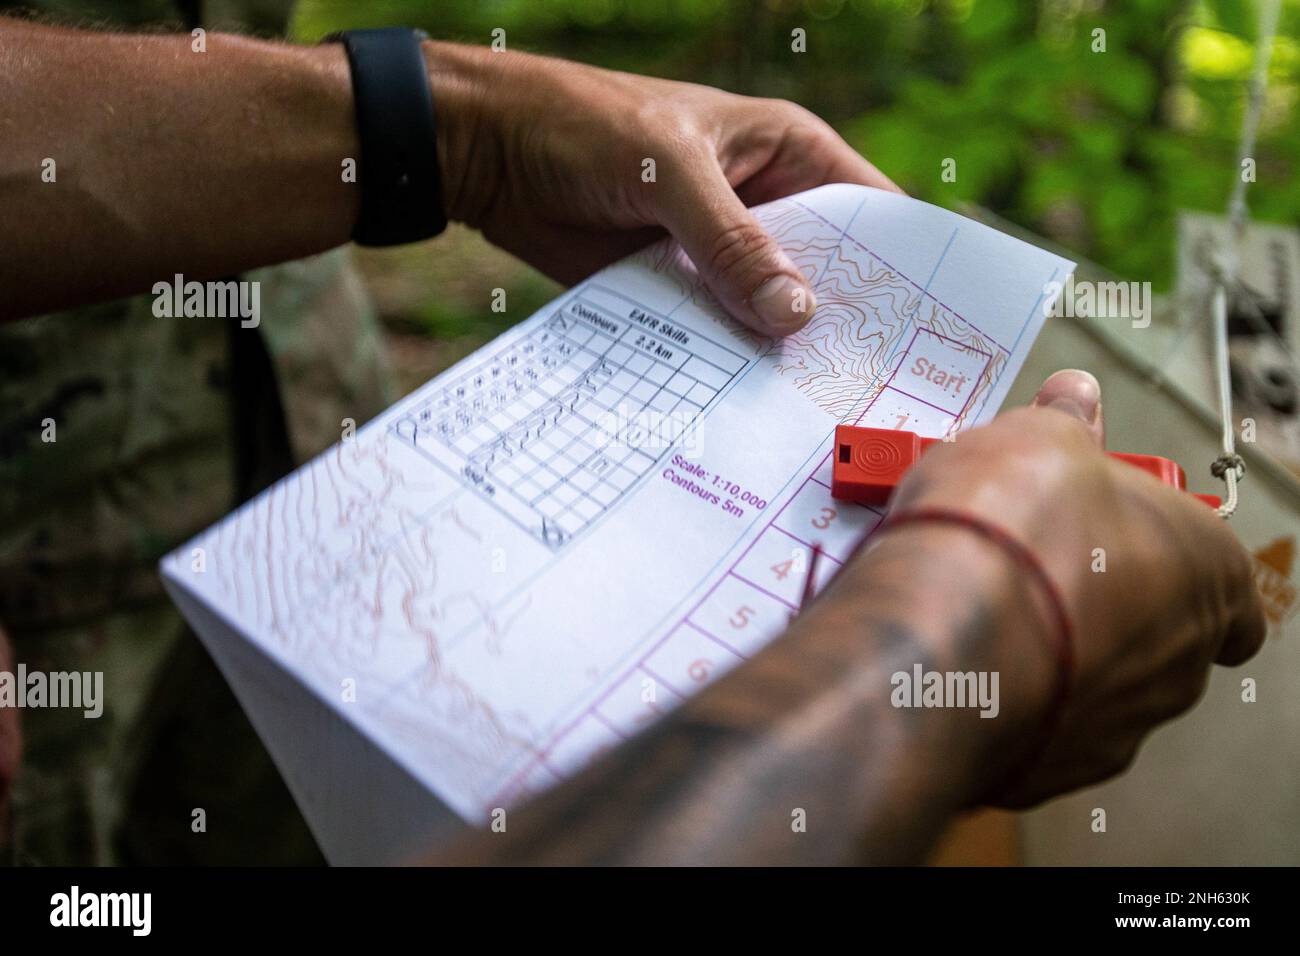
[0,0,392,863]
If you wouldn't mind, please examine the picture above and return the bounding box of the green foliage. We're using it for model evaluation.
[297,0,1300,300]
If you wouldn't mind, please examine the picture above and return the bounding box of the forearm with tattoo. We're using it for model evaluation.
[432,526,1056,865]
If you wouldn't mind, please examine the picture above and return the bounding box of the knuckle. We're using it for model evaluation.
[967,412,1090,478]
[1235,596,1269,659]
[1171,513,1255,643]
[1221,536,1256,593]
[769,100,837,145]
[706,221,774,280]
[1002,405,1092,445]
[738,96,831,148]
[638,104,701,151]
[1207,588,1238,642]
[764,96,816,124]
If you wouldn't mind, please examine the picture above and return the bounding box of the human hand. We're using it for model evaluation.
[424,42,900,336]
[883,369,1266,806]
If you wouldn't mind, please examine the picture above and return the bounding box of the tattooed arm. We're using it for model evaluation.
[431,371,1266,865]
[440,525,1052,866]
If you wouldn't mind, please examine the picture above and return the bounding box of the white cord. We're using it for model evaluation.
[1210,280,1244,516]
[1207,0,1281,518]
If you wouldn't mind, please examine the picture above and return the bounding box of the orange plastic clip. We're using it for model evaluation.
[831,425,1221,509]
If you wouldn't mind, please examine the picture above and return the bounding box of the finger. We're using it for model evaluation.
[1157,490,1267,668]
[1214,541,1269,666]
[1217,591,1268,665]
[655,156,815,336]
[1029,368,1105,447]
[734,127,904,205]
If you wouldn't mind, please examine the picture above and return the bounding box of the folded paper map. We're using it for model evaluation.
[161,184,1073,863]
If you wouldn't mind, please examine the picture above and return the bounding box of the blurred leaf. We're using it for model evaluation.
[1069,121,1126,165]
[1091,173,1150,238]
[962,0,1023,42]
[1023,159,1086,217]
[1090,52,1158,118]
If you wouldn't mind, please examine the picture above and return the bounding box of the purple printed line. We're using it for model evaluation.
[950,352,995,426]
[639,663,687,700]
[853,334,912,426]
[536,756,566,781]
[493,706,602,801]
[916,326,994,360]
[789,199,1011,354]
[592,709,629,740]
[675,579,727,639]
[729,570,798,611]
[665,474,816,636]
[490,618,689,801]
[770,523,844,564]
[768,474,815,527]
[685,620,749,661]
[884,384,964,418]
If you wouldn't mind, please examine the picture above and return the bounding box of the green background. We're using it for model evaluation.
[291,0,1299,388]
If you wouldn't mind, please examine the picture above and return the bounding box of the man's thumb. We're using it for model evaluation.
[658,164,815,336]
[1030,369,1104,446]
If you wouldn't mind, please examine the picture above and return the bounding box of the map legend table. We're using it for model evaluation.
[392,284,749,549]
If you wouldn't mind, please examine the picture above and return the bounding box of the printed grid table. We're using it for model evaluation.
[392,284,748,549]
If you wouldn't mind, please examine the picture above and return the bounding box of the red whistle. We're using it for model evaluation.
[831,425,1221,509]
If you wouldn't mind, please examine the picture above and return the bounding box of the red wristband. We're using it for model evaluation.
[874,506,1075,799]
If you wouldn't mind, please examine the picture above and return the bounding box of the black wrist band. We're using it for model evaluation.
[325,27,448,246]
